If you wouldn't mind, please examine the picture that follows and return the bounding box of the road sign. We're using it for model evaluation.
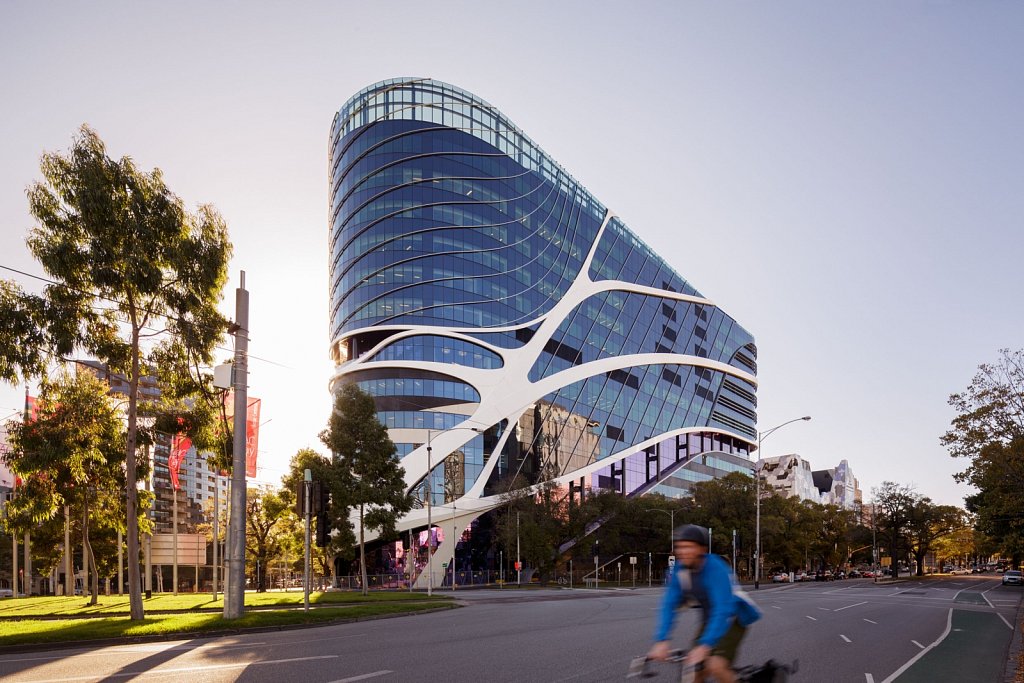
[515,561,522,571]
[442,562,448,569]
[668,556,676,566]
[630,556,637,565]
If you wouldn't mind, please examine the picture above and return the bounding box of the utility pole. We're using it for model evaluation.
[303,469,311,612]
[117,528,123,595]
[426,431,433,597]
[732,529,737,576]
[64,505,71,596]
[516,511,521,587]
[224,271,249,619]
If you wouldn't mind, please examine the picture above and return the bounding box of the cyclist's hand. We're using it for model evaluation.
[685,644,710,667]
[647,641,671,662]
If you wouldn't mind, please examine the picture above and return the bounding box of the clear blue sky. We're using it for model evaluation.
[2,2,1021,506]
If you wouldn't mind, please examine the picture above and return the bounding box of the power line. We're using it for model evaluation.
[0,262,293,369]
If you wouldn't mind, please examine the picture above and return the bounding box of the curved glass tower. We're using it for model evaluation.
[329,78,757,578]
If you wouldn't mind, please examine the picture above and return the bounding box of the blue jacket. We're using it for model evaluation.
[654,554,761,647]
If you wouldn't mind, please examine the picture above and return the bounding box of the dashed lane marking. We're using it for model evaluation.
[865,674,875,682]
[806,615,817,621]
[771,605,782,609]
[817,607,831,611]
[911,640,924,649]
[863,618,878,624]
[840,635,851,643]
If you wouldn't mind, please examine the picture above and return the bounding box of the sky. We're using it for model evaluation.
[1,1,1021,506]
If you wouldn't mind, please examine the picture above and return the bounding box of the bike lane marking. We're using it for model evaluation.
[882,609,1008,683]
[835,601,868,612]
[840,635,851,643]
[328,671,393,682]
[878,608,952,683]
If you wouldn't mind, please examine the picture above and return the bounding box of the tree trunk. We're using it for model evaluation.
[359,504,368,596]
[83,492,99,605]
[125,320,144,619]
[915,547,926,577]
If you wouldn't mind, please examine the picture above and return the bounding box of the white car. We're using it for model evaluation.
[1002,570,1022,586]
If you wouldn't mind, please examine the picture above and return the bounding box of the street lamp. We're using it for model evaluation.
[424,424,483,597]
[644,508,677,557]
[754,416,811,590]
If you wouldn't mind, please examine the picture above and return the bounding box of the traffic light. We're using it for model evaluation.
[295,481,306,517]
[315,512,331,547]
[318,482,331,514]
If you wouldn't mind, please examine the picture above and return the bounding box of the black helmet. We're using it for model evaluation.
[673,524,709,547]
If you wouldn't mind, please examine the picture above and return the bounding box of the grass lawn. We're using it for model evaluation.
[0,590,441,619]
[0,600,454,647]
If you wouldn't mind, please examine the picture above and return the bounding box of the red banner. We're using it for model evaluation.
[245,397,260,478]
[25,394,38,423]
[168,434,191,491]
[223,393,261,478]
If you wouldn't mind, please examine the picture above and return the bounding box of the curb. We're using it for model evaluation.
[0,604,458,656]
[1003,592,1023,683]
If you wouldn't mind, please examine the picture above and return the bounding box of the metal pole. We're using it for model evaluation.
[570,559,573,589]
[426,431,433,597]
[499,550,503,588]
[225,270,249,619]
[23,531,30,596]
[755,432,761,590]
[303,469,311,612]
[732,529,737,576]
[212,470,219,599]
[173,486,178,596]
[11,521,17,598]
[64,505,71,597]
[648,552,652,588]
[144,446,152,598]
[516,511,521,587]
[408,528,414,593]
[451,503,457,592]
[118,528,123,595]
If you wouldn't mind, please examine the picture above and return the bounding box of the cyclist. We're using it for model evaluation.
[648,524,761,682]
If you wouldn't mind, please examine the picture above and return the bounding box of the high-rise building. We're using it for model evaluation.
[329,79,758,578]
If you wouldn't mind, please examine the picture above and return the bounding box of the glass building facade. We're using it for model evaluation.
[329,78,757,546]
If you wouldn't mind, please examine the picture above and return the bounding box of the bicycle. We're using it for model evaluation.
[627,648,797,682]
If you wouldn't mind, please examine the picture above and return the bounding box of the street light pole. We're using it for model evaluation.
[755,415,811,590]
[426,429,433,597]
[644,508,676,557]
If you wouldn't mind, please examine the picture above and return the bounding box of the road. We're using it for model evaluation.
[0,576,1018,682]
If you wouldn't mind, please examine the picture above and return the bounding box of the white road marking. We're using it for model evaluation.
[951,587,968,601]
[863,618,878,624]
[17,655,339,682]
[911,640,924,649]
[840,634,851,643]
[824,586,857,593]
[866,674,875,683]
[771,605,782,609]
[818,607,831,611]
[328,672,394,683]
[0,641,270,664]
[835,601,868,612]
[981,592,994,608]
[998,613,1013,630]
[880,609,953,683]
[806,615,817,621]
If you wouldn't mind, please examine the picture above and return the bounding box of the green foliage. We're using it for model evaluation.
[245,487,288,592]
[319,384,412,594]
[15,124,233,619]
[495,465,571,580]
[0,281,51,383]
[943,349,1024,563]
[281,447,356,563]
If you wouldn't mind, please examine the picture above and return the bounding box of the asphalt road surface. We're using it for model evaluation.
[0,576,1018,682]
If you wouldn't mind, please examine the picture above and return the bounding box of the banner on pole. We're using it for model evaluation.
[168,434,191,491]
[223,393,261,478]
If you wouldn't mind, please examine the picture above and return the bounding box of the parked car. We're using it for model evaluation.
[847,569,861,579]
[1002,570,1022,586]
[793,571,811,582]
[771,572,790,583]
[950,568,971,575]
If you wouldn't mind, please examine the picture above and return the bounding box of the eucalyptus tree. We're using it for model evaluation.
[320,384,412,596]
[16,125,232,618]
